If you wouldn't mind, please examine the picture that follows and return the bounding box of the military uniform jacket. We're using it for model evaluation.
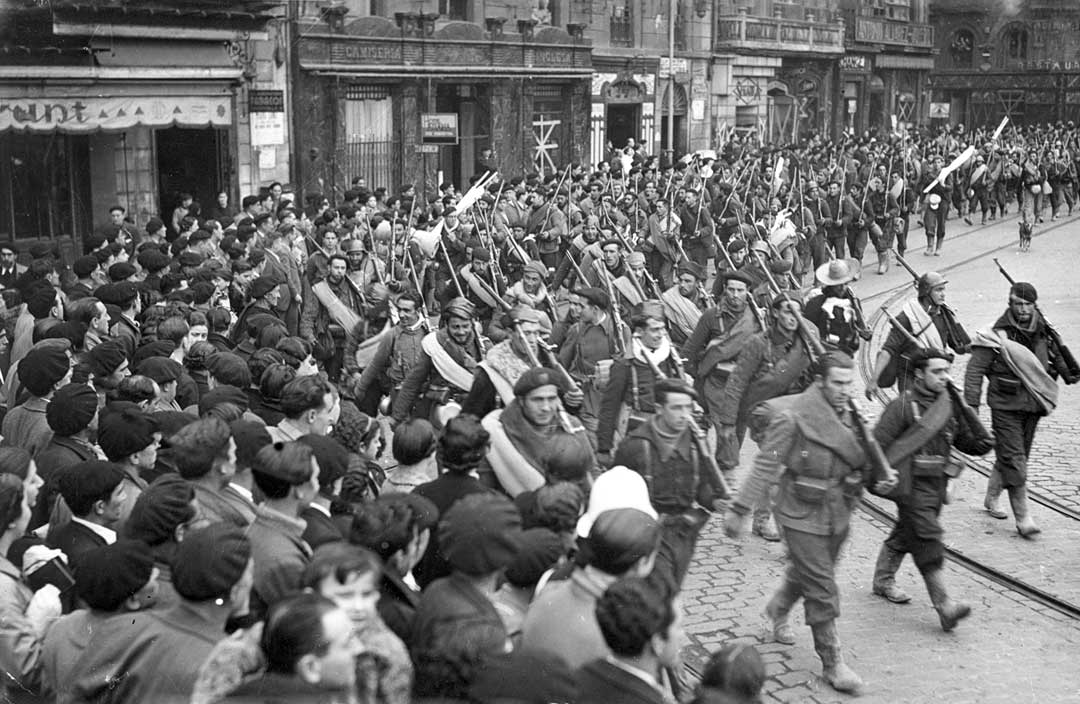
[735,384,867,536]
[596,353,680,454]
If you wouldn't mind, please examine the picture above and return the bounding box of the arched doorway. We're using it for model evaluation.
[660,82,687,161]
[869,75,885,131]
[603,78,646,153]
[768,80,795,144]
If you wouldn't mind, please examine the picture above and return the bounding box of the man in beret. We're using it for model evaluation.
[391,297,490,427]
[97,405,161,529]
[717,294,819,541]
[0,244,25,289]
[352,289,427,416]
[41,540,161,701]
[66,523,253,703]
[66,255,99,300]
[231,274,283,345]
[684,270,764,472]
[614,377,724,588]
[137,356,185,412]
[507,260,554,316]
[550,214,603,292]
[558,287,629,448]
[47,461,128,570]
[585,237,628,290]
[481,366,596,496]
[33,383,103,528]
[295,434,350,549]
[3,344,72,456]
[611,251,658,314]
[966,281,1074,536]
[659,260,708,348]
[256,226,303,335]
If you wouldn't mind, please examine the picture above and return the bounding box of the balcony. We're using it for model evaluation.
[853,17,934,49]
[715,11,845,56]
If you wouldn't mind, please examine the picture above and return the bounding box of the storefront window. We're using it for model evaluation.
[0,133,91,242]
[533,86,564,175]
[344,86,396,192]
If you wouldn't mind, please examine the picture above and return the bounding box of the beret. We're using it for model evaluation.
[471,247,491,262]
[576,286,610,309]
[207,352,252,388]
[190,281,216,305]
[173,523,251,601]
[677,260,705,279]
[198,385,250,417]
[722,270,754,288]
[249,275,278,300]
[177,251,204,268]
[73,255,99,278]
[229,420,273,469]
[768,259,793,275]
[137,356,184,385]
[146,217,165,234]
[19,346,70,397]
[47,383,98,436]
[98,406,159,462]
[438,493,523,576]
[600,237,622,250]
[381,492,439,533]
[442,297,475,321]
[188,229,212,243]
[29,242,55,259]
[504,305,541,327]
[124,474,195,546]
[523,260,548,279]
[727,239,747,253]
[252,212,272,225]
[75,540,156,611]
[136,249,171,273]
[1010,281,1038,303]
[108,262,137,282]
[55,461,126,515]
[295,434,350,490]
[513,366,565,397]
[655,377,698,402]
[631,299,666,322]
[96,282,140,307]
[503,528,564,588]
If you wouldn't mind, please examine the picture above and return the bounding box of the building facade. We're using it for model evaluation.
[0,0,287,254]
[929,0,1080,128]
[839,0,934,135]
[582,0,714,166]
[289,0,591,202]
[712,0,845,144]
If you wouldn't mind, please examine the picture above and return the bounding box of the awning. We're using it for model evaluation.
[0,94,232,133]
[875,54,936,70]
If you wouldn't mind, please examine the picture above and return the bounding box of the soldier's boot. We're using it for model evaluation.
[1009,485,1042,538]
[751,509,781,542]
[934,235,944,256]
[924,235,934,256]
[762,581,798,645]
[876,250,889,275]
[811,620,863,694]
[871,544,912,604]
[983,469,1008,519]
[981,211,988,225]
[923,569,971,632]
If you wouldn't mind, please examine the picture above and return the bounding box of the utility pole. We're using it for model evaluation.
[665,0,676,168]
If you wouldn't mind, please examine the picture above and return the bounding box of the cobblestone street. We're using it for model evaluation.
[680,211,1080,702]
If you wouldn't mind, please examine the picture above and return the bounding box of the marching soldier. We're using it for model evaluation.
[870,349,992,631]
[869,272,970,395]
[300,252,365,382]
[724,352,892,694]
[684,271,762,472]
[390,297,489,428]
[558,287,628,449]
[965,281,1066,536]
[717,294,819,542]
[659,261,708,350]
[352,290,427,416]
[803,259,871,357]
[596,301,682,465]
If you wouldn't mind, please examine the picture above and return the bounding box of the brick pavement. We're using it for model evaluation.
[679,212,1080,702]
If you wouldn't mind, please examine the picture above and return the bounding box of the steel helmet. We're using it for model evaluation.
[917,271,948,297]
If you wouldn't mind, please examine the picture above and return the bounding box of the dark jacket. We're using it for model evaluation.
[596,354,680,453]
[614,417,704,514]
[964,311,1055,413]
[377,568,420,645]
[46,520,107,572]
[575,658,666,704]
[411,474,491,589]
[299,505,345,550]
[32,435,98,530]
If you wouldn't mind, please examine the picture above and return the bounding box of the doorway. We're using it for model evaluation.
[156,126,227,230]
[435,84,490,191]
[606,104,641,152]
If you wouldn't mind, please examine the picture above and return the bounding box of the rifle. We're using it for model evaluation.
[614,226,661,297]
[596,264,631,359]
[892,249,921,286]
[440,239,466,299]
[632,336,731,501]
[752,248,825,362]
[848,397,900,494]
[992,259,1080,383]
[403,246,432,332]
[881,308,994,455]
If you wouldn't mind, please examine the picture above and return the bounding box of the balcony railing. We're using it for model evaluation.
[715,11,845,55]
[853,17,934,49]
[610,11,633,47]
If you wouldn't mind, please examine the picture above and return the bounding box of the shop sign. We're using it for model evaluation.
[415,144,440,154]
[659,57,689,79]
[421,113,458,145]
[840,55,869,72]
[0,95,231,133]
[734,77,760,105]
[249,90,284,113]
[929,102,950,118]
[251,112,284,146]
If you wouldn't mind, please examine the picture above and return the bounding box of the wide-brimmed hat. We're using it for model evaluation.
[815,258,861,286]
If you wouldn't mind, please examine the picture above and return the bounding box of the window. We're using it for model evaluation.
[343,86,396,192]
[735,105,759,135]
[885,0,909,22]
[0,133,91,241]
[949,29,974,69]
[1005,25,1028,60]
[610,4,633,47]
[533,85,564,174]
[438,0,467,21]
